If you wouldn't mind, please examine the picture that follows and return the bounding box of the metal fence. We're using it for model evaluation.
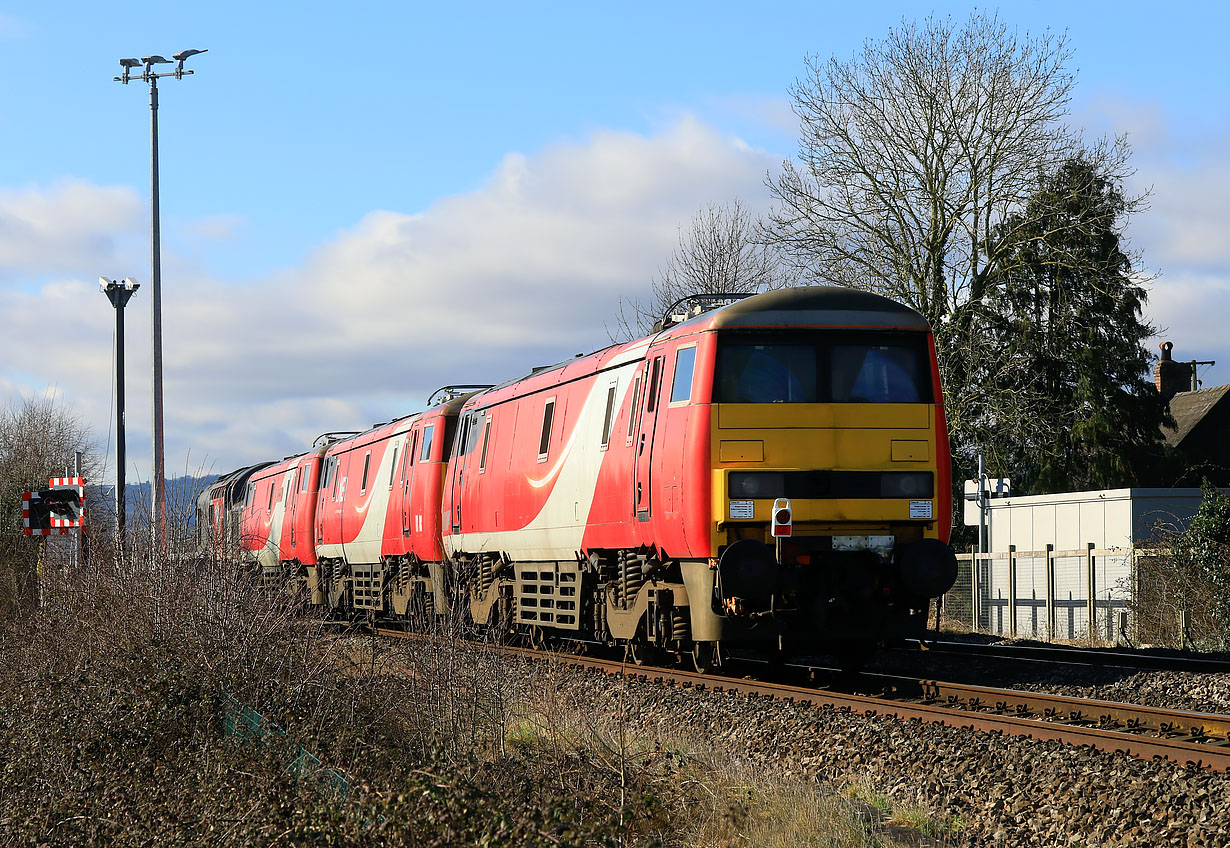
[942,545,1133,643]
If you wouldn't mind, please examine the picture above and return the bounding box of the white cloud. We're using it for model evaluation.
[1144,272,1230,367]
[1,116,781,482]
[1130,157,1230,277]
[1078,94,1230,383]
[0,180,143,281]
[1082,94,1230,276]
[708,93,799,140]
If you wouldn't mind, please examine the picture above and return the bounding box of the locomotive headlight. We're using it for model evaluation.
[728,470,934,499]
[729,471,785,499]
[879,472,933,498]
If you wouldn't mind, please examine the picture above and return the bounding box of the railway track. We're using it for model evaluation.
[898,638,1230,673]
[372,627,1230,772]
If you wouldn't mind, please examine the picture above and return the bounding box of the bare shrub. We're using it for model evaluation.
[0,394,98,617]
[1130,482,1230,650]
[0,533,615,845]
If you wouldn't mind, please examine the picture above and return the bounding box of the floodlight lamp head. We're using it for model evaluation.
[172,48,207,79]
[122,277,140,291]
[139,55,169,82]
[118,57,140,84]
[98,276,113,292]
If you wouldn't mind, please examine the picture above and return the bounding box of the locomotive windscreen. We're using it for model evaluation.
[715,331,930,404]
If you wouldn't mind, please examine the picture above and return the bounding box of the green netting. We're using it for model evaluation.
[220,691,351,798]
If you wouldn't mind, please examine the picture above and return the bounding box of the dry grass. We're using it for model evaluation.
[500,655,939,848]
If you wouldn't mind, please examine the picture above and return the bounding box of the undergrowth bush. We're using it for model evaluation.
[0,544,620,846]
[1,535,924,847]
[1132,480,1230,650]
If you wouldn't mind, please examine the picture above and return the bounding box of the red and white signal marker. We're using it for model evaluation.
[21,477,86,536]
[770,497,792,538]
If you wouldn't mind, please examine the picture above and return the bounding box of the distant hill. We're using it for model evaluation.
[89,475,220,526]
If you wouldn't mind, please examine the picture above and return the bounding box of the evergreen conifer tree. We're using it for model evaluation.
[976,156,1172,491]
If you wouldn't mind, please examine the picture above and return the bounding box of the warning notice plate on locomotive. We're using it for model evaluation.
[909,500,933,519]
[728,500,754,519]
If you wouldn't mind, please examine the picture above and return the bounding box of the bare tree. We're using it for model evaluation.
[769,13,1081,317]
[613,199,785,340]
[765,12,1143,479]
[0,394,98,615]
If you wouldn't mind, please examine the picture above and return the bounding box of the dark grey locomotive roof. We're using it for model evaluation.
[708,285,930,331]
[469,286,931,406]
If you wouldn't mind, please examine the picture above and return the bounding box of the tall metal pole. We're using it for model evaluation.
[149,75,166,558]
[977,453,987,558]
[103,280,138,539]
[116,286,128,535]
[73,451,83,569]
[103,279,138,539]
[114,50,207,559]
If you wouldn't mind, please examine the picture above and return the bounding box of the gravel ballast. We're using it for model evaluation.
[563,662,1230,847]
[867,648,1230,716]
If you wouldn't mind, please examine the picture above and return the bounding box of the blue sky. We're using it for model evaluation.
[2,2,1229,484]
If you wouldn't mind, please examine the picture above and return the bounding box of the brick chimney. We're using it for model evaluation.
[1154,341,1193,401]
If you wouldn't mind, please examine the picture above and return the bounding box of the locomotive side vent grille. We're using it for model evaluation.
[514,560,581,630]
[350,564,383,611]
[260,566,281,593]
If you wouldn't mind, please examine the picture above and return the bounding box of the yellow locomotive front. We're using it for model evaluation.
[702,287,955,653]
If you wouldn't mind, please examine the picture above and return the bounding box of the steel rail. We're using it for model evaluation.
[615,661,1230,773]
[370,628,1230,771]
[899,638,1230,673]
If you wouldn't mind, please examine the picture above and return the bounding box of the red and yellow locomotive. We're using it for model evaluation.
[197,286,956,667]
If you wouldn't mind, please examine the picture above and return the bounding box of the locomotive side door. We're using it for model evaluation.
[450,414,476,534]
[315,457,332,545]
[401,428,419,537]
[288,466,299,551]
[633,353,665,523]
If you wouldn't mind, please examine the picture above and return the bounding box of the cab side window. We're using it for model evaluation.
[670,346,697,403]
[538,399,556,461]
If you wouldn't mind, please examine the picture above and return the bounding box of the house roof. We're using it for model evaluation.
[1164,384,1230,447]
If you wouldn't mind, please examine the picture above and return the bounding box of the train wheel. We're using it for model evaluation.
[690,641,717,674]
[528,626,547,651]
[625,641,647,666]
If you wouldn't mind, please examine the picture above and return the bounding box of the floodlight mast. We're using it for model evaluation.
[100,277,140,542]
[114,48,206,558]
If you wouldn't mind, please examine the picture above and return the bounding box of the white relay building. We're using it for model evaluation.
[963,488,1215,641]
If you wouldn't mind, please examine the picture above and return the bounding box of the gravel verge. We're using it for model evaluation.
[566,664,1230,847]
